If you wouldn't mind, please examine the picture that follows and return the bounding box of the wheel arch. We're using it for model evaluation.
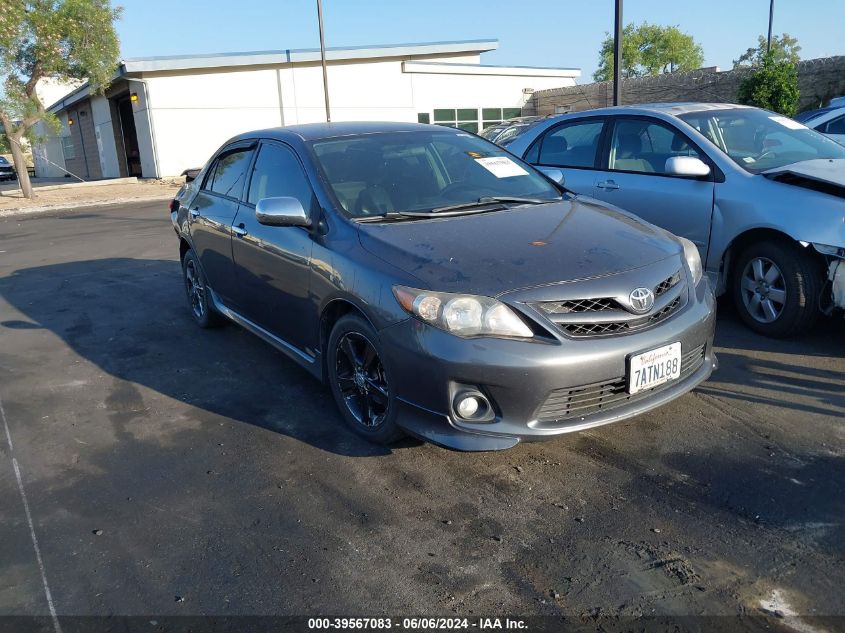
[720,228,825,293]
[319,298,378,382]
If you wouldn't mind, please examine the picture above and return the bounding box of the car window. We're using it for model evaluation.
[247,143,316,213]
[311,130,560,217]
[679,108,845,173]
[609,118,703,175]
[0,157,8,165]
[823,115,845,135]
[205,148,253,199]
[531,120,603,168]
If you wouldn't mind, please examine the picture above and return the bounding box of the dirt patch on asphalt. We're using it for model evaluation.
[0,179,182,215]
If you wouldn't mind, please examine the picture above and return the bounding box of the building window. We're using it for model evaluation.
[433,108,479,133]
[61,136,76,160]
[417,112,430,124]
[481,107,523,129]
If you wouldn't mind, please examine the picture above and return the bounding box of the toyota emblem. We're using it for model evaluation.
[629,287,655,314]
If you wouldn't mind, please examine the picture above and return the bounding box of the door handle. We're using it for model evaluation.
[189,207,200,218]
[597,180,620,191]
[232,224,248,237]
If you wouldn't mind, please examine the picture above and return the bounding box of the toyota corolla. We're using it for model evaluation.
[170,122,717,451]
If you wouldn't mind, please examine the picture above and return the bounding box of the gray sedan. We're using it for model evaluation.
[171,122,715,451]
[504,104,845,337]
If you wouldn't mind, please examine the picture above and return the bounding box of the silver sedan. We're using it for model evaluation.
[503,103,845,338]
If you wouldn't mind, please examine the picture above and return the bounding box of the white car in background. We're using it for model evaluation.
[795,105,845,145]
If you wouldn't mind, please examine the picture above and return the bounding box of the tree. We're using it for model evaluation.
[0,131,10,154]
[737,53,800,116]
[0,0,122,198]
[733,33,801,68]
[594,23,704,82]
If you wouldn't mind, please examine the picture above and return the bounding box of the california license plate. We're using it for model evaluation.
[627,342,682,395]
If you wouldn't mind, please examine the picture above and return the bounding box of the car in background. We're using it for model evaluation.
[479,116,542,145]
[171,122,716,451]
[794,105,845,145]
[503,103,845,338]
[0,156,16,181]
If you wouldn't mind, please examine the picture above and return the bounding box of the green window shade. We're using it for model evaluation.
[457,122,479,133]
[503,107,522,119]
[417,113,431,124]
[433,109,456,122]
[482,108,502,120]
[457,108,478,122]
[482,121,499,129]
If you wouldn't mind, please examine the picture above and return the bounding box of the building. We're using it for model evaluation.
[33,39,579,179]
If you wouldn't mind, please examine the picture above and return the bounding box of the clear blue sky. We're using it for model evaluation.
[117,0,845,81]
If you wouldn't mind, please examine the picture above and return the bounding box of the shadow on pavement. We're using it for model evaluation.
[0,257,416,458]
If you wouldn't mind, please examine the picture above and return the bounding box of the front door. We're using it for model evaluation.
[230,141,316,350]
[590,116,715,260]
[189,143,255,304]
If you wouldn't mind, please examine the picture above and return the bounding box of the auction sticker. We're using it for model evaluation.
[475,156,529,178]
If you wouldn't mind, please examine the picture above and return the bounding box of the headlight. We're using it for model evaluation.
[392,286,533,339]
[678,237,703,285]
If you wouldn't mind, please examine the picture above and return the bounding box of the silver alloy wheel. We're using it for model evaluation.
[740,256,787,324]
[184,259,206,319]
[335,332,389,428]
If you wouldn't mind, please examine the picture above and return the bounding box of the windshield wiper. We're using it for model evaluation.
[430,196,556,214]
[354,206,509,223]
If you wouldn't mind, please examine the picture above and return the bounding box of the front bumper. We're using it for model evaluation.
[379,278,717,451]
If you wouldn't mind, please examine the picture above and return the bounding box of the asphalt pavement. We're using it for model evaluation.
[0,201,843,625]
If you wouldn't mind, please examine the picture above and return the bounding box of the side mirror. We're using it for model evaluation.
[181,168,201,183]
[665,156,711,178]
[255,197,311,228]
[537,166,565,186]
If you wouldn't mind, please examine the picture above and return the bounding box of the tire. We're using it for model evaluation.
[181,249,225,328]
[731,239,822,338]
[327,314,405,445]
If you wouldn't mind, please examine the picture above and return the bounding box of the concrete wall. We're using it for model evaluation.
[90,95,122,178]
[32,120,67,178]
[525,56,845,116]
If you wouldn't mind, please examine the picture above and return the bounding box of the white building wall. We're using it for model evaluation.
[32,120,67,178]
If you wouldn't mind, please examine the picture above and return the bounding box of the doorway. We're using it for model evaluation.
[117,97,142,177]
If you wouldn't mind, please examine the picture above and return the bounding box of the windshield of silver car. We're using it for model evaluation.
[310,130,561,217]
[679,108,845,173]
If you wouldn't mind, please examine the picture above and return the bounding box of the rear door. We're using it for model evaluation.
[590,116,715,260]
[522,117,607,195]
[189,143,255,304]
[230,141,316,350]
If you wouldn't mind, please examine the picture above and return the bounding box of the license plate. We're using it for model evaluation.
[627,342,682,395]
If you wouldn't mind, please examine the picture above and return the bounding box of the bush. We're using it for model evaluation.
[737,53,800,116]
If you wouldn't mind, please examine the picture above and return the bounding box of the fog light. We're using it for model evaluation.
[456,395,480,418]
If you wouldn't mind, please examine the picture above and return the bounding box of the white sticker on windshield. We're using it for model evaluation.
[475,156,529,178]
[769,115,807,130]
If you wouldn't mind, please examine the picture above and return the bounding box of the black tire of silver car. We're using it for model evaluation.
[732,239,821,338]
[182,249,224,328]
[327,315,405,444]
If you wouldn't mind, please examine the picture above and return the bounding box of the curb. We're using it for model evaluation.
[1,176,141,196]
[0,193,175,219]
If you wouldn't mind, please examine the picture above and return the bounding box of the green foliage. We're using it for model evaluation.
[0,132,10,153]
[594,22,705,82]
[733,34,801,68]
[0,0,122,129]
[737,53,800,117]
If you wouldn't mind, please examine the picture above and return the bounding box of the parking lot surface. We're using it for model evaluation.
[0,202,843,621]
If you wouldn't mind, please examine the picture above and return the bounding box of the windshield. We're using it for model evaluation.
[679,108,845,173]
[310,130,560,218]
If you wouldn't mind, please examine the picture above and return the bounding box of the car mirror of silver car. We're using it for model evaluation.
[665,156,711,178]
[255,197,312,228]
[536,166,565,186]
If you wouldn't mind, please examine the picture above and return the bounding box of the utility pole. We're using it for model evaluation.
[317,0,331,122]
[767,0,775,54]
[613,0,623,106]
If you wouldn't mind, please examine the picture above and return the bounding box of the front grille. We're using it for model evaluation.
[538,297,616,314]
[533,270,685,338]
[535,344,706,423]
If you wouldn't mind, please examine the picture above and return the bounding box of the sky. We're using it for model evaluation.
[116,0,845,82]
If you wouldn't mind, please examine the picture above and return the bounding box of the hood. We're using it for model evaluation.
[356,197,681,297]
[763,159,845,199]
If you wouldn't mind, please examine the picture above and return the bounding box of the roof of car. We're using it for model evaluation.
[240,121,439,142]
